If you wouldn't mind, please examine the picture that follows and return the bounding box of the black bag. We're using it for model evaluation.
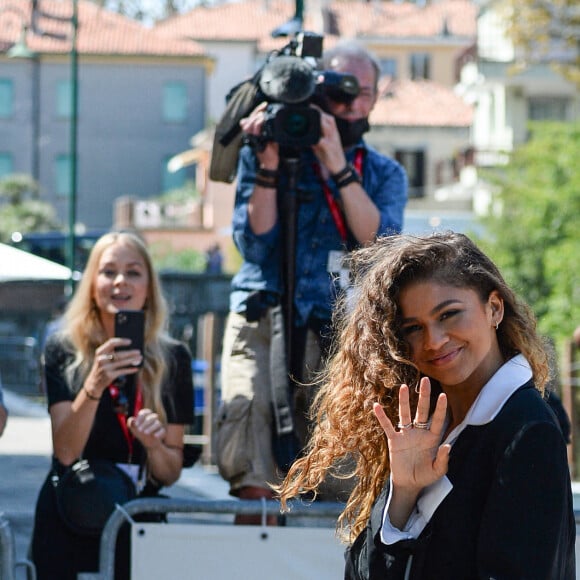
[53,458,137,537]
[209,73,263,183]
[182,442,202,468]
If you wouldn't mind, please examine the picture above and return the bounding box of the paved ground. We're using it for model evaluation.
[0,389,231,579]
[3,390,579,579]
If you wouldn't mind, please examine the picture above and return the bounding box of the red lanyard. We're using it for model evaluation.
[314,149,364,242]
[108,382,143,462]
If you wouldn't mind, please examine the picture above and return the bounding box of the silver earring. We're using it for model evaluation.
[495,321,499,330]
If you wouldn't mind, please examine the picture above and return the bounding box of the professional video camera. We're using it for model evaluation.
[258,32,360,149]
[209,31,360,183]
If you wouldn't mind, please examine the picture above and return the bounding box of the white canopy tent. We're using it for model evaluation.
[0,243,72,282]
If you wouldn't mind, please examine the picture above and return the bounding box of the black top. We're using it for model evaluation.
[44,333,194,467]
[345,381,576,580]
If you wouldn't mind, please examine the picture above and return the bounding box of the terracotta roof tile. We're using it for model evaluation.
[156,0,476,50]
[371,77,473,127]
[0,0,206,57]
[352,0,478,38]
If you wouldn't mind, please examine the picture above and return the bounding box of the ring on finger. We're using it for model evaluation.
[105,353,115,361]
[397,421,414,430]
[413,420,431,430]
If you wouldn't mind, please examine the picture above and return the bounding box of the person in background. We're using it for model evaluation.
[216,40,407,523]
[31,231,194,579]
[278,232,575,579]
[41,294,68,350]
[205,243,224,274]
[0,373,7,437]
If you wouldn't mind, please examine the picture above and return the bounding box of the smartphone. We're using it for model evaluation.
[114,310,144,367]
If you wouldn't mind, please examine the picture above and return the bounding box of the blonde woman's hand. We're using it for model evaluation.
[373,377,450,493]
[127,408,166,451]
[84,338,142,396]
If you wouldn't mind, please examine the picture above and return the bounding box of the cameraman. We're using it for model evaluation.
[216,41,408,522]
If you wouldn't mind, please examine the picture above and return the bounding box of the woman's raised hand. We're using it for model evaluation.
[85,338,142,395]
[373,377,450,492]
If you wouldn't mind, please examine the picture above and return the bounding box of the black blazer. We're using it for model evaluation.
[345,381,576,579]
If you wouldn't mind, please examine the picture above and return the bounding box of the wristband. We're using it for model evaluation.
[254,176,277,189]
[331,164,353,183]
[83,386,101,401]
[332,164,361,189]
[255,167,278,189]
[256,167,278,179]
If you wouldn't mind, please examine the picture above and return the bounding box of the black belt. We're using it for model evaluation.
[244,290,280,322]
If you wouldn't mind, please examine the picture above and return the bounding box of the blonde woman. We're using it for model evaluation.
[31,232,193,579]
[278,232,574,579]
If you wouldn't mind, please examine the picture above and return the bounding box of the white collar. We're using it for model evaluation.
[445,354,532,444]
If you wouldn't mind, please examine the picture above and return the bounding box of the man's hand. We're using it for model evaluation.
[311,107,347,176]
[240,102,279,170]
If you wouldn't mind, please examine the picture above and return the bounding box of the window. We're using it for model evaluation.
[162,156,186,192]
[395,149,426,198]
[56,80,72,118]
[0,153,13,177]
[55,155,72,196]
[410,53,430,80]
[528,97,568,121]
[380,58,397,79]
[0,79,14,118]
[163,82,187,123]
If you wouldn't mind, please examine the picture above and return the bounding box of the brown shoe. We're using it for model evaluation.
[235,486,278,526]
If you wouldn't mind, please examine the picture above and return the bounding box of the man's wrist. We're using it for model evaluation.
[254,167,278,189]
[331,163,361,189]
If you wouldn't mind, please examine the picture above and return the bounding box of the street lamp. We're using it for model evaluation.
[7,22,37,59]
[15,0,79,294]
[4,7,40,210]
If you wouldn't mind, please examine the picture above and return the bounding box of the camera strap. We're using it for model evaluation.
[315,148,364,242]
[109,381,143,463]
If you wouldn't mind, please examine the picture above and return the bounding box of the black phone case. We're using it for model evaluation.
[114,310,144,366]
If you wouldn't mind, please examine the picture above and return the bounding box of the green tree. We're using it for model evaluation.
[148,181,205,272]
[502,0,580,87]
[478,122,580,344]
[150,241,206,272]
[155,180,200,205]
[0,174,61,243]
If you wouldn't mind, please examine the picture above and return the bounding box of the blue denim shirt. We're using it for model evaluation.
[230,141,408,326]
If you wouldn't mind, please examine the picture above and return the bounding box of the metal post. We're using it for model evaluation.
[32,55,40,182]
[201,312,218,465]
[0,515,16,580]
[66,0,78,295]
[294,0,304,21]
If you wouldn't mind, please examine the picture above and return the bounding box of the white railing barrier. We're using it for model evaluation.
[78,497,345,580]
[0,513,36,580]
